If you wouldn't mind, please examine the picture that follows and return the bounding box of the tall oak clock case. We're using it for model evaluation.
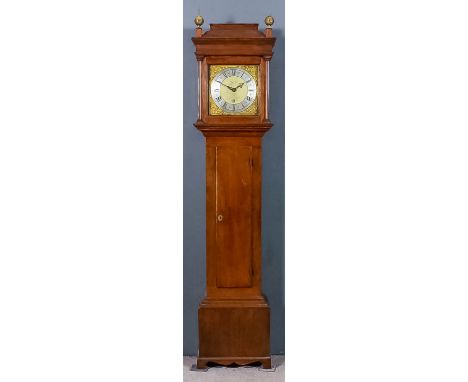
[192,22,276,369]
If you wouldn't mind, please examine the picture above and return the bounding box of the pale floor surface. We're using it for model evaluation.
[183,356,285,382]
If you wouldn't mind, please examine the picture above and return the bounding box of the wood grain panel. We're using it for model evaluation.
[198,303,270,359]
[215,145,253,288]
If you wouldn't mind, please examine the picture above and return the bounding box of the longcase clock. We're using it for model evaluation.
[192,16,276,369]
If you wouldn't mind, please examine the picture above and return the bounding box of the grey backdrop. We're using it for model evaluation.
[183,0,285,356]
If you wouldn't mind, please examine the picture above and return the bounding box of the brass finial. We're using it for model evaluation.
[264,15,274,28]
[194,15,204,28]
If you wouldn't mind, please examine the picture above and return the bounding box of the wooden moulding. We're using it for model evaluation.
[192,23,276,58]
[194,122,272,137]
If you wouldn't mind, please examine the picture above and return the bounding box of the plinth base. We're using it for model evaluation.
[197,297,271,369]
[196,356,271,369]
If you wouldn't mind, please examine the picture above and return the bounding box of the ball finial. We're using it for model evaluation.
[194,15,204,28]
[264,15,274,28]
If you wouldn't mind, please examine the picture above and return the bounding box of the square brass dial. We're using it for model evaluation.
[209,64,259,116]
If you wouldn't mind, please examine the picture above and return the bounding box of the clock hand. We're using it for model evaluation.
[216,80,237,92]
[235,82,245,89]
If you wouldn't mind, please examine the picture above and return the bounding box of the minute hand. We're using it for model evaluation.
[217,81,236,92]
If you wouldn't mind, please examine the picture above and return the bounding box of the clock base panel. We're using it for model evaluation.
[197,298,271,369]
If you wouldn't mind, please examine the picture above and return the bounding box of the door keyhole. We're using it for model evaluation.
[217,214,223,222]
